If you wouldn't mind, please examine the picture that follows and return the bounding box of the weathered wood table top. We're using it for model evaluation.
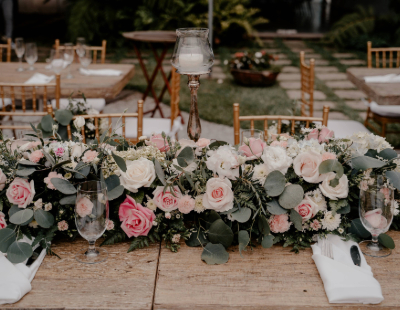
[347,68,400,105]
[0,63,135,99]
[2,232,400,310]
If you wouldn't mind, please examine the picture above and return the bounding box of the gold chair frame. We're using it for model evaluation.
[367,41,400,68]
[0,38,11,62]
[55,39,107,64]
[300,51,315,117]
[169,67,181,128]
[233,103,330,145]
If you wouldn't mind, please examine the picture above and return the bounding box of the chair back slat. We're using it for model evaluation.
[32,87,37,112]
[0,86,5,112]
[22,87,26,112]
[55,39,107,64]
[0,38,11,62]
[300,51,314,117]
[368,41,400,68]
[170,68,181,129]
[233,103,331,145]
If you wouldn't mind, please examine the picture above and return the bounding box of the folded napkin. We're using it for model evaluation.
[79,68,122,76]
[0,236,47,305]
[25,73,55,85]
[312,235,383,304]
[364,74,400,83]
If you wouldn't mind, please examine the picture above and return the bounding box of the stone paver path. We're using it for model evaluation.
[325,81,356,89]
[316,73,348,80]
[286,90,327,100]
[334,90,366,100]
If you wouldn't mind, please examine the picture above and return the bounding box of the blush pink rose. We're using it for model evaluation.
[318,127,334,143]
[295,199,313,222]
[269,214,291,233]
[270,140,288,148]
[293,150,323,183]
[364,209,388,229]
[152,186,182,212]
[57,220,68,231]
[44,171,65,190]
[76,196,94,217]
[82,150,98,163]
[306,129,319,141]
[119,195,155,238]
[322,152,336,161]
[28,150,44,163]
[270,133,291,141]
[178,195,195,214]
[0,211,7,229]
[146,134,169,152]
[6,178,35,209]
[196,138,211,148]
[239,138,266,160]
[0,168,6,191]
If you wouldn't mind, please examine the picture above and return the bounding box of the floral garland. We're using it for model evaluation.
[0,121,399,264]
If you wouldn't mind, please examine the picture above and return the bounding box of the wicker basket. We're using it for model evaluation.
[230,68,279,86]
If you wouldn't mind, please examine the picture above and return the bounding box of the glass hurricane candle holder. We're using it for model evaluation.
[171,28,214,141]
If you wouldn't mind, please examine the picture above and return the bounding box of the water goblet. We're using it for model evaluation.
[75,181,109,264]
[76,37,86,58]
[15,38,25,72]
[64,43,75,79]
[25,43,38,71]
[79,46,92,69]
[50,49,64,75]
[359,175,394,257]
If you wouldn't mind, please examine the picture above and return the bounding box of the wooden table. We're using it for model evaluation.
[3,231,400,310]
[347,68,400,105]
[122,31,176,118]
[0,63,135,99]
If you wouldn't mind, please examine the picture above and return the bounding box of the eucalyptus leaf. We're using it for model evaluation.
[261,235,274,248]
[177,146,194,168]
[364,149,378,158]
[378,148,398,161]
[378,233,395,249]
[290,209,303,231]
[7,241,33,264]
[201,243,229,265]
[112,152,127,172]
[59,195,77,205]
[185,230,208,247]
[9,205,20,217]
[18,160,39,166]
[204,210,221,228]
[154,159,166,186]
[16,167,36,177]
[51,178,77,195]
[208,140,228,150]
[349,218,371,239]
[257,215,270,236]
[0,228,16,252]
[34,209,54,228]
[266,199,287,215]
[74,162,90,179]
[278,184,304,209]
[231,207,251,223]
[351,156,386,171]
[264,170,286,197]
[208,219,234,248]
[318,159,344,178]
[107,185,125,200]
[105,175,120,191]
[386,171,400,191]
[238,230,250,257]
[52,160,72,171]
[55,109,73,126]
[40,114,54,132]
[10,209,34,225]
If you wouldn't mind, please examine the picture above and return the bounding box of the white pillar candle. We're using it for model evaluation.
[179,53,204,71]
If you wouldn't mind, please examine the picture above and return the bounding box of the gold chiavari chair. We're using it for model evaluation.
[367,41,400,68]
[55,39,107,64]
[233,103,330,145]
[66,100,143,143]
[170,67,181,128]
[300,51,315,117]
[0,76,61,137]
[0,38,11,62]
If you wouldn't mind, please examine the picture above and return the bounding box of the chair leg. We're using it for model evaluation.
[364,107,370,127]
[381,120,387,137]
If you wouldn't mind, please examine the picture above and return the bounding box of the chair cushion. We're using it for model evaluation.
[327,120,370,139]
[0,98,11,108]
[115,118,173,139]
[51,98,106,112]
[370,102,400,117]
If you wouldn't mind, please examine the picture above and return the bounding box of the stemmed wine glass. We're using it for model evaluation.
[50,49,64,75]
[63,43,75,79]
[15,38,25,72]
[75,181,109,264]
[359,175,394,257]
[76,37,86,58]
[79,46,92,69]
[25,43,38,71]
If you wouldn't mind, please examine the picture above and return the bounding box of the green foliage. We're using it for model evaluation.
[264,170,285,197]
[278,184,304,209]
[231,207,251,223]
[238,230,250,257]
[128,231,160,253]
[100,230,127,246]
[378,233,395,249]
[208,219,234,248]
[201,243,229,265]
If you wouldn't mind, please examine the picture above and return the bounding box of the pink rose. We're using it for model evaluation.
[28,150,44,163]
[196,138,210,148]
[239,138,266,160]
[295,200,313,222]
[6,178,35,209]
[293,150,324,183]
[306,129,319,141]
[119,195,155,238]
[270,133,291,141]
[310,219,321,231]
[321,152,336,161]
[364,209,388,229]
[146,134,169,152]
[0,168,7,191]
[152,186,182,212]
[0,211,7,229]
[318,127,334,143]
[82,150,98,163]
[203,177,234,212]
[44,171,65,190]
[178,195,195,214]
[270,140,288,148]
[76,196,94,217]
[57,220,68,231]
[269,214,291,233]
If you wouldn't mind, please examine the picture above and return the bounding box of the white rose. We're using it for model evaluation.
[293,150,324,183]
[120,158,156,193]
[319,172,349,200]
[0,168,6,190]
[206,145,239,180]
[203,177,234,212]
[71,143,87,158]
[261,146,293,175]
[73,116,85,129]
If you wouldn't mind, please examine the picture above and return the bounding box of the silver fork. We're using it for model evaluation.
[321,238,334,259]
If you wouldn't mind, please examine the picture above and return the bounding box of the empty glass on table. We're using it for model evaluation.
[63,43,75,79]
[25,43,38,71]
[15,38,25,72]
[76,37,86,58]
[50,49,64,75]
[79,46,92,69]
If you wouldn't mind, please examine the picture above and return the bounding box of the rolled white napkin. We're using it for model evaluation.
[364,74,400,83]
[312,235,384,304]
[79,68,122,76]
[25,73,55,85]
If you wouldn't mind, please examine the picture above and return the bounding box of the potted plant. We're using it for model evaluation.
[228,51,281,86]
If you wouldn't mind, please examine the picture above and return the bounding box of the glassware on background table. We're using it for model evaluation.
[15,38,25,72]
[79,46,92,69]
[25,43,38,71]
[50,49,64,75]
[76,37,86,58]
[63,43,75,79]
[75,181,109,264]
[359,174,394,257]
[241,129,264,145]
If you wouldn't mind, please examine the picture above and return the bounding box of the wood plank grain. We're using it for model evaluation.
[1,239,160,310]
[0,63,135,99]
[153,231,400,309]
[347,68,400,105]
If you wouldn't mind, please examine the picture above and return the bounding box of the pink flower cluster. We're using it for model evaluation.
[306,128,334,143]
[54,147,65,157]
[239,138,266,159]
[269,214,291,233]
[0,211,7,229]
[58,220,68,231]
[28,150,44,163]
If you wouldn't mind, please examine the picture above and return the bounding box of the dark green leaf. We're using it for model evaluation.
[238,230,250,257]
[7,241,33,264]
[365,149,378,158]
[105,175,120,191]
[266,199,287,215]
[231,207,251,223]
[257,215,270,235]
[52,160,72,171]
[319,159,344,178]
[352,156,386,171]
[10,209,34,225]
[290,209,303,231]
[55,109,73,126]
[59,195,77,205]
[34,209,54,228]
[208,140,228,150]
[264,170,286,197]
[278,184,304,209]
[204,210,221,228]
[186,229,208,247]
[349,218,371,239]
[0,228,16,252]
[386,171,400,191]
[154,159,166,186]
[40,114,54,132]
[131,191,144,204]
[108,185,124,200]
[378,148,398,161]
[208,219,234,248]
[201,243,229,265]
[51,178,77,195]
[261,235,274,248]
[112,152,127,172]
[378,233,395,249]
[177,146,194,168]
[74,162,90,179]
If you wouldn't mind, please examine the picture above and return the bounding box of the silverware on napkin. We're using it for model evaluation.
[321,238,334,259]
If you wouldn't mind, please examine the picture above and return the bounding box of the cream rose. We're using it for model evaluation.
[120,158,156,193]
[293,150,323,183]
[319,172,349,200]
[203,177,234,212]
[261,146,292,175]
[74,116,85,129]
[206,145,239,180]
[71,143,87,158]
